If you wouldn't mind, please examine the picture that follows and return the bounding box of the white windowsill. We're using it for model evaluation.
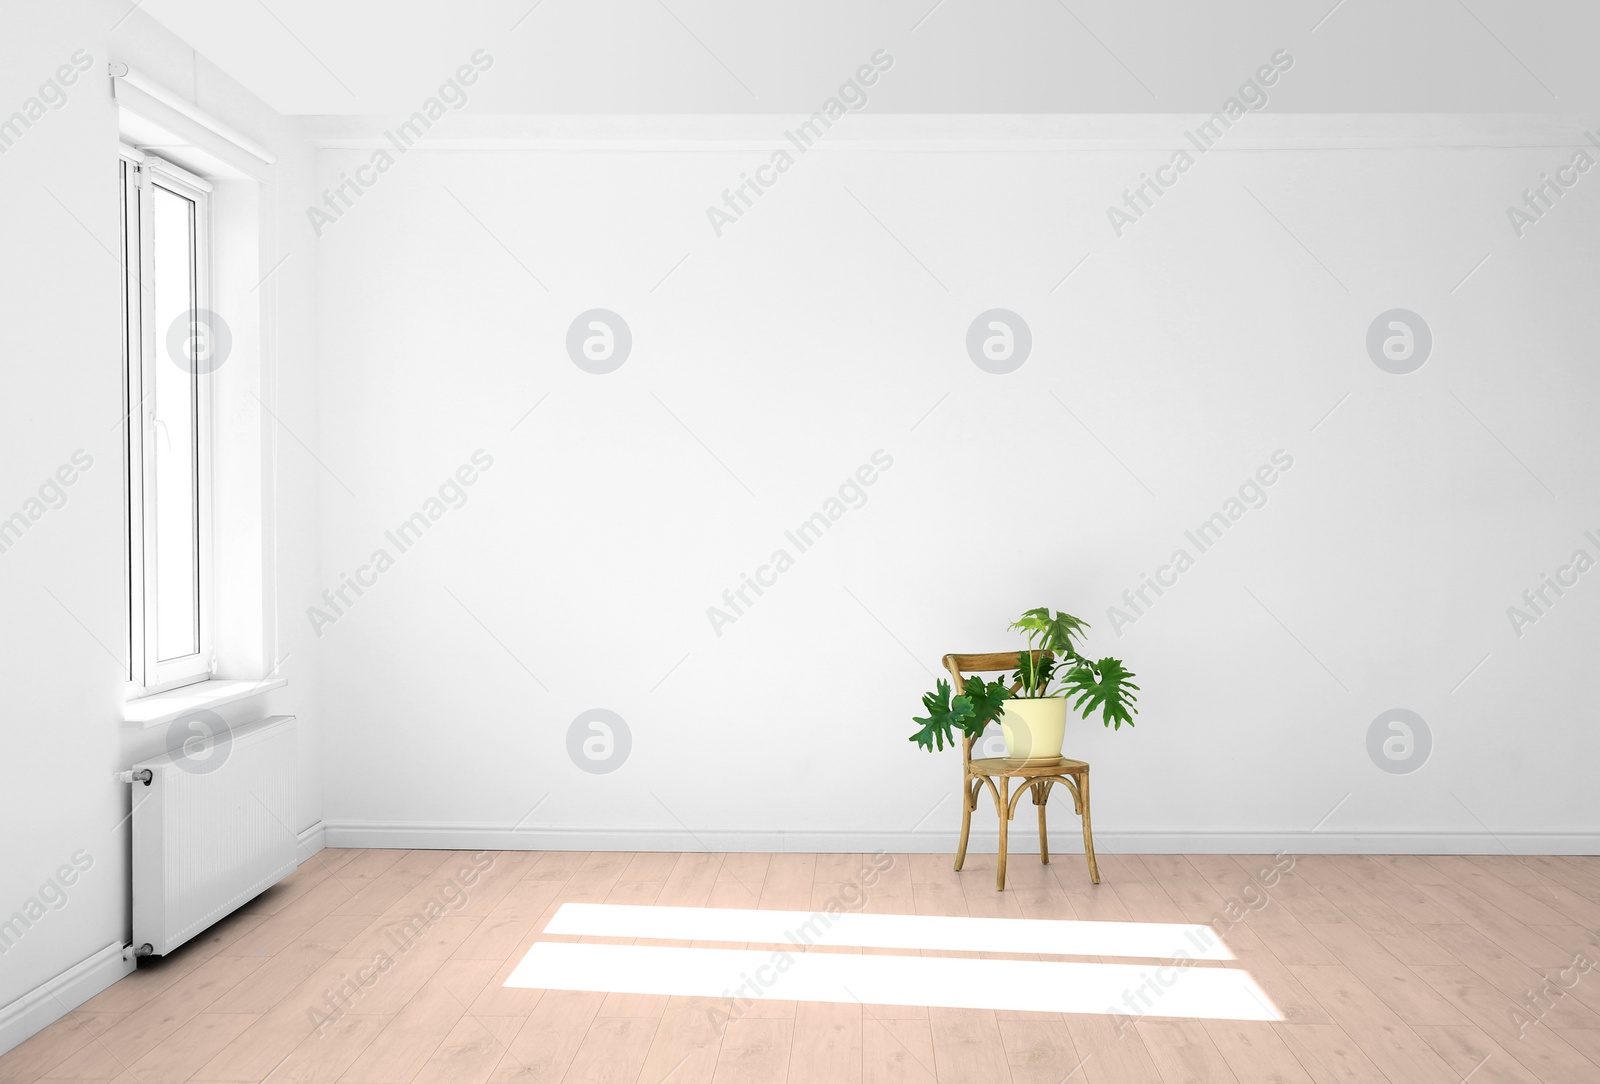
[122,677,288,729]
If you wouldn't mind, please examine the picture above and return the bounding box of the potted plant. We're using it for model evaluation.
[909,607,1139,760]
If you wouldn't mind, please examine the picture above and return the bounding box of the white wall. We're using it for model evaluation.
[116,0,1600,116]
[311,117,1600,853]
[0,0,320,1035]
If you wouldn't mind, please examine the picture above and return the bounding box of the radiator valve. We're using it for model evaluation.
[116,769,154,786]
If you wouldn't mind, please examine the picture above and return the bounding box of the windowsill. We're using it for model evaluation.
[122,677,288,729]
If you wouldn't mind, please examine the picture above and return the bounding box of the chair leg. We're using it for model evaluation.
[1036,782,1050,865]
[953,779,974,872]
[996,777,1010,891]
[1079,770,1100,885]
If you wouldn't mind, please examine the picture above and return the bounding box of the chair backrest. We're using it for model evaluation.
[941,651,1051,765]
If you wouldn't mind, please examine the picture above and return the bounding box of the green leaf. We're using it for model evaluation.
[909,677,1010,752]
[1008,608,1090,657]
[1062,657,1140,730]
[909,679,968,752]
[1010,652,1056,697]
[961,675,1011,730]
[1010,607,1053,635]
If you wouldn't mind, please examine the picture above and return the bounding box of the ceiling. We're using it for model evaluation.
[131,0,1599,116]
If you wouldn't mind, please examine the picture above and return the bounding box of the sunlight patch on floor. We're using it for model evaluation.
[508,905,1282,1022]
[542,902,1236,959]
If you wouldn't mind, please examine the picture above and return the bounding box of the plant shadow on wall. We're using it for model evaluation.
[909,608,1140,758]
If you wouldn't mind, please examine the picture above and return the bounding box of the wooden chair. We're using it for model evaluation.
[945,652,1100,891]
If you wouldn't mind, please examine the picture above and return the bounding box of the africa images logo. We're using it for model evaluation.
[1105,49,1293,236]
[0,49,93,155]
[305,50,494,237]
[704,50,893,237]
[1108,451,1294,635]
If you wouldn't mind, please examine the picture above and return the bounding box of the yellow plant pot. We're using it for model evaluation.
[1000,697,1068,761]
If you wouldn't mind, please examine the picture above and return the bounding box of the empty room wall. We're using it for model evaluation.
[311,117,1599,853]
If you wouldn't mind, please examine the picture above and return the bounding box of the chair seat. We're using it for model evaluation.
[969,756,1088,777]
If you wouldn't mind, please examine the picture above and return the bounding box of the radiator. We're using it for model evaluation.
[128,714,298,958]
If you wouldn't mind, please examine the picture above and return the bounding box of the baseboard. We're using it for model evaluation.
[323,822,1600,855]
[0,826,326,1059]
[296,819,326,864]
[0,943,134,1058]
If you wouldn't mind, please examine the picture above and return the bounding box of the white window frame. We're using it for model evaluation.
[120,149,216,695]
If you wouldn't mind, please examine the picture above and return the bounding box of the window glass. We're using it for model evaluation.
[151,184,200,661]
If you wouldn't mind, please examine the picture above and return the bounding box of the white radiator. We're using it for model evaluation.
[128,714,298,958]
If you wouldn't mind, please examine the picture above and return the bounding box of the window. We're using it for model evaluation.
[120,152,215,694]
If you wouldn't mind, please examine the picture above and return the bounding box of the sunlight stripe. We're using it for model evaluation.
[506,942,1280,1022]
[542,902,1235,960]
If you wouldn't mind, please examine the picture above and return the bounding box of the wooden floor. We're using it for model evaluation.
[3,849,1599,1083]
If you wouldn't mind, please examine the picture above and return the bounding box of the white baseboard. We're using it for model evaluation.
[296,820,326,864]
[323,822,1600,855]
[0,943,134,1058]
[0,823,328,1060]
